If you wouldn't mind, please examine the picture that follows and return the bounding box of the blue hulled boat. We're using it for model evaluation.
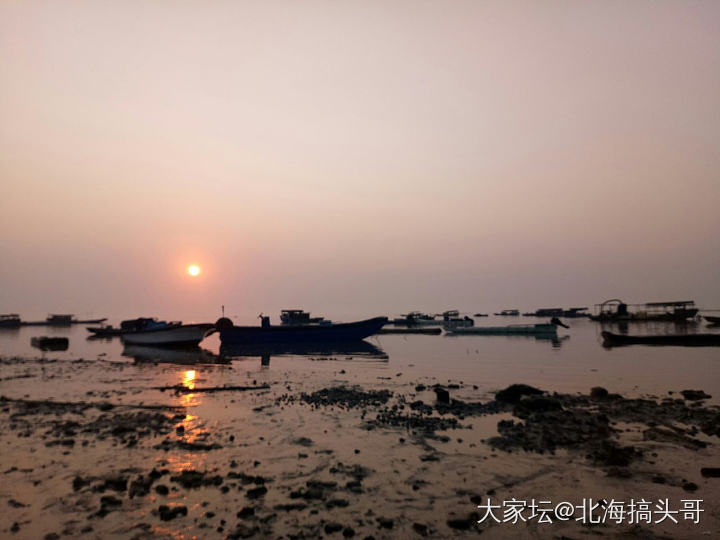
[216,316,388,345]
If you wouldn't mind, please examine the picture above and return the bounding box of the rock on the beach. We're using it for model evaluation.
[433,387,450,404]
[413,523,429,536]
[701,467,720,478]
[495,384,544,403]
[246,486,267,499]
[446,513,479,530]
[377,517,394,529]
[324,522,343,534]
[157,504,188,521]
[681,390,711,401]
[227,523,259,538]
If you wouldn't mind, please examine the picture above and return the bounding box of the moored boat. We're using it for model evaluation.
[87,318,180,337]
[22,314,108,326]
[121,323,215,347]
[524,307,589,318]
[0,314,22,328]
[216,316,387,345]
[391,312,441,326]
[601,331,720,347]
[379,327,442,335]
[441,310,474,328]
[494,309,520,316]
[447,323,561,336]
[590,300,698,322]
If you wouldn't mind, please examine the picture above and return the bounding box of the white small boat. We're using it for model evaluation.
[446,323,560,336]
[121,323,215,347]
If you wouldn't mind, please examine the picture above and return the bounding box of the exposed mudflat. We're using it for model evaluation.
[1,352,719,539]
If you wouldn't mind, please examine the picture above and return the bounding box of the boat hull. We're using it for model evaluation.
[121,324,214,347]
[219,317,387,345]
[448,324,558,336]
[601,331,720,347]
[705,316,720,325]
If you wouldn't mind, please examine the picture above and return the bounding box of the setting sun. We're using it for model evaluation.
[187,264,201,277]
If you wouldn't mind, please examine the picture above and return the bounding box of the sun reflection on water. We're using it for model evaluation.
[183,369,196,390]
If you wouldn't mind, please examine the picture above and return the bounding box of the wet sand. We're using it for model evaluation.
[1,350,719,539]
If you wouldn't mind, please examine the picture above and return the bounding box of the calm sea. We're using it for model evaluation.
[1,315,718,402]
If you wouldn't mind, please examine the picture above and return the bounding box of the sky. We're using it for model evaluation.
[1,1,719,321]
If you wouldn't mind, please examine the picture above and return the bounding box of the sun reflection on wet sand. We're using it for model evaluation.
[183,369,196,390]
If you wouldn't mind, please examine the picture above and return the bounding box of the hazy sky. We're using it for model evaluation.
[1,1,719,321]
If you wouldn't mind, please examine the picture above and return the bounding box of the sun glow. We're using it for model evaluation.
[187,264,201,277]
[183,369,196,390]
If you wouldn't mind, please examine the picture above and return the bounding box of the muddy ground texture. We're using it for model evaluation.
[1,354,720,539]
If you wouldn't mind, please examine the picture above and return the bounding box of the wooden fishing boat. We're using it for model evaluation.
[590,300,698,322]
[121,323,215,347]
[23,314,108,326]
[601,331,720,347]
[391,312,442,326]
[379,327,442,335]
[0,314,21,328]
[447,323,560,336]
[216,316,387,345]
[494,309,520,316]
[87,318,180,337]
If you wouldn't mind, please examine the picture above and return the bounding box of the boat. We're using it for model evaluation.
[216,316,388,345]
[523,307,589,318]
[379,327,442,335]
[73,317,108,324]
[46,314,74,325]
[705,316,720,325]
[121,323,215,347]
[441,310,474,328]
[447,321,566,336]
[589,300,698,322]
[494,309,520,316]
[280,309,328,325]
[474,313,489,317]
[30,336,69,351]
[0,314,21,328]
[87,317,180,337]
[22,314,108,326]
[391,311,442,326]
[601,331,720,347]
